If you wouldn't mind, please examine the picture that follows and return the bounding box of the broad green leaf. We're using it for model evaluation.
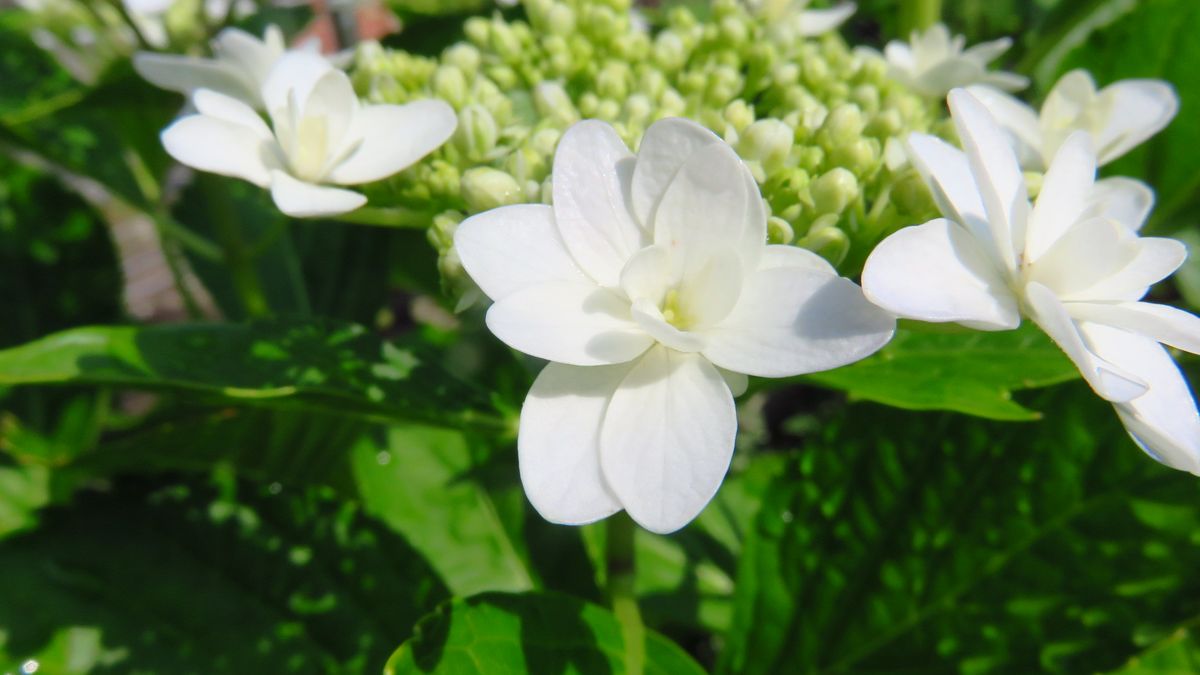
[0,320,507,431]
[1111,627,1200,674]
[0,476,449,674]
[386,592,707,675]
[720,385,1200,674]
[801,323,1079,421]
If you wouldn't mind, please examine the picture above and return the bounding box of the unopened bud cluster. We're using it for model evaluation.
[351,0,944,299]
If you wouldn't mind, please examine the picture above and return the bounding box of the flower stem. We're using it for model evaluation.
[900,0,943,34]
[336,206,438,229]
[202,177,270,318]
[607,514,645,675]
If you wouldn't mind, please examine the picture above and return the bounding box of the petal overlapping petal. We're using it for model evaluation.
[518,362,627,525]
[631,118,722,227]
[133,53,257,103]
[862,219,1019,329]
[551,121,643,287]
[703,268,895,377]
[268,170,366,217]
[1066,301,1200,355]
[1093,80,1179,165]
[162,115,276,187]
[454,204,587,302]
[905,133,990,244]
[1085,177,1154,232]
[599,347,736,534]
[327,100,458,185]
[1025,132,1095,262]
[964,84,1044,168]
[486,282,652,366]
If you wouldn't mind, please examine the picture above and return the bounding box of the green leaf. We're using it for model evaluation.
[0,320,507,431]
[0,476,450,674]
[385,592,707,675]
[720,386,1200,674]
[802,323,1079,421]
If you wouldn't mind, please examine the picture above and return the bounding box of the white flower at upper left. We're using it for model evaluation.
[161,52,457,218]
[454,117,895,534]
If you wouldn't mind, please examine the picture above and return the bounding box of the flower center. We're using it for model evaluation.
[659,288,691,330]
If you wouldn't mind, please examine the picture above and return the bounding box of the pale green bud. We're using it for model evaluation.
[653,32,688,72]
[623,94,654,129]
[442,43,481,76]
[867,109,903,138]
[534,81,580,127]
[821,104,867,147]
[719,15,749,45]
[706,65,743,105]
[461,167,523,213]
[486,65,519,91]
[798,215,850,267]
[738,119,792,172]
[659,89,687,117]
[453,104,498,161]
[530,127,562,158]
[432,65,468,108]
[547,4,576,35]
[489,21,522,63]
[891,170,934,215]
[580,4,620,41]
[724,100,755,133]
[597,61,631,100]
[464,17,490,47]
[835,138,881,175]
[429,210,463,250]
[813,168,859,215]
[596,98,621,121]
[767,216,795,245]
[637,68,668,100]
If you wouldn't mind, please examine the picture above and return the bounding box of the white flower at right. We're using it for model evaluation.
[883,23,1027,98]
[862,89,1200,473]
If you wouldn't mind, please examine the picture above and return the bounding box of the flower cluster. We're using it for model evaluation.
[349,0,947,302]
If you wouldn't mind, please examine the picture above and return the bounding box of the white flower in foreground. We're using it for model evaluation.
[454,117,895,533]
[134,25,296,109]
[747,0,857,37]
[161,52,456,217]
[884,23,1027,98]
[967,69,1179,171]
[862,89,1200,473]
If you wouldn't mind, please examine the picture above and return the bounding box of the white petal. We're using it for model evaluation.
[453,204,586,302]
[947,88,1030,272]
[1085,177,1154,232]
[905,133,991,244]
[551,120,643,287]
[631,117,721,227]
[162,115,275,187]
[703,268,895,377]
[1079,322,1200,475]
[133,53,257,103]
[1066,301,1200,355]
[1023,281,1147,401]
[192,88,272,138]
[758,244,836,275]
[299,68,359,156]
[485,281,652,366]
[211,26,281,92]
[1025,132,1096,262]
[1094,80,1179,165]
[518,362,627,525]
[677,249,744,329]
[739,167,768,272]
[963,37,1012,64]
[964,86,1043,169]
[861,219,1019,329]
[268,170,366,217]
[619,245,674,305]
[797,3,856,35]
[719,368,748,397]
[600,347,736,534]
[1026,217,1142,298]
[326,100,457,185]
[261,51,336,116]
[653,141,753,278]
[1059,237,1186,302]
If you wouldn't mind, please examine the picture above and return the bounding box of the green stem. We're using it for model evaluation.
[899,0,943,35]
[335,206,438,229]
[203,178,270,318]
[607,514,645,675]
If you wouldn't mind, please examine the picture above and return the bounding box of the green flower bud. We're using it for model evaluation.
[738,119,792,172]
[596,61,631,100]
[547,4,577,35]
[534,81,580,127]
[820,104,867,148]
[654,32,688,72]
[432,65,468,108]
[724,100,755,133]
[442,43,481,75]
[463,17,490,47]
[767,216,795,244]
[891,170,936,215]
[705,65,743,106]
[530,127,562,158]
[812,168,859,215]
[453,104,498,161]
[486,65,519,91]
[798,215,850,267]
[489,21,523,63]
[461,167,523,213]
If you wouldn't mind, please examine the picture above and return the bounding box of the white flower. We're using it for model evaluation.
[884,23,1027,98]
[862,89,1200,474]
[454,117,895,533]
[161,52,457,218]
[747,0,857,38]
[967,69,1179,171]
[134,25,296,109]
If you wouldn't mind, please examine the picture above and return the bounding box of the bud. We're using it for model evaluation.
[891,170,935,215]
[738,119,792,173]
[724,100,755,133]
[705,65,742,105]
[431,65,468,108]
[442,44,481,74]
[489,21,523,63]
[463,17,490,47]
[820,104,867,148]
[453,105,498,161]
[812,168,859,215]
[653,31,688,72]
[486,65,519,91]
[597,61,631,100]
[623,94,654,129]
[547,4,576,35]
[767,216,795,245]
[461,167,523,213]
[534,81,580,127]
[798,215,850,267]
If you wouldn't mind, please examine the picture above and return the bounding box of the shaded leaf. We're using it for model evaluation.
[386,592,707,675]
[802,323,1079,421]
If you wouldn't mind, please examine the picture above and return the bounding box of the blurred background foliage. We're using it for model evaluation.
[0,0,1198,673]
